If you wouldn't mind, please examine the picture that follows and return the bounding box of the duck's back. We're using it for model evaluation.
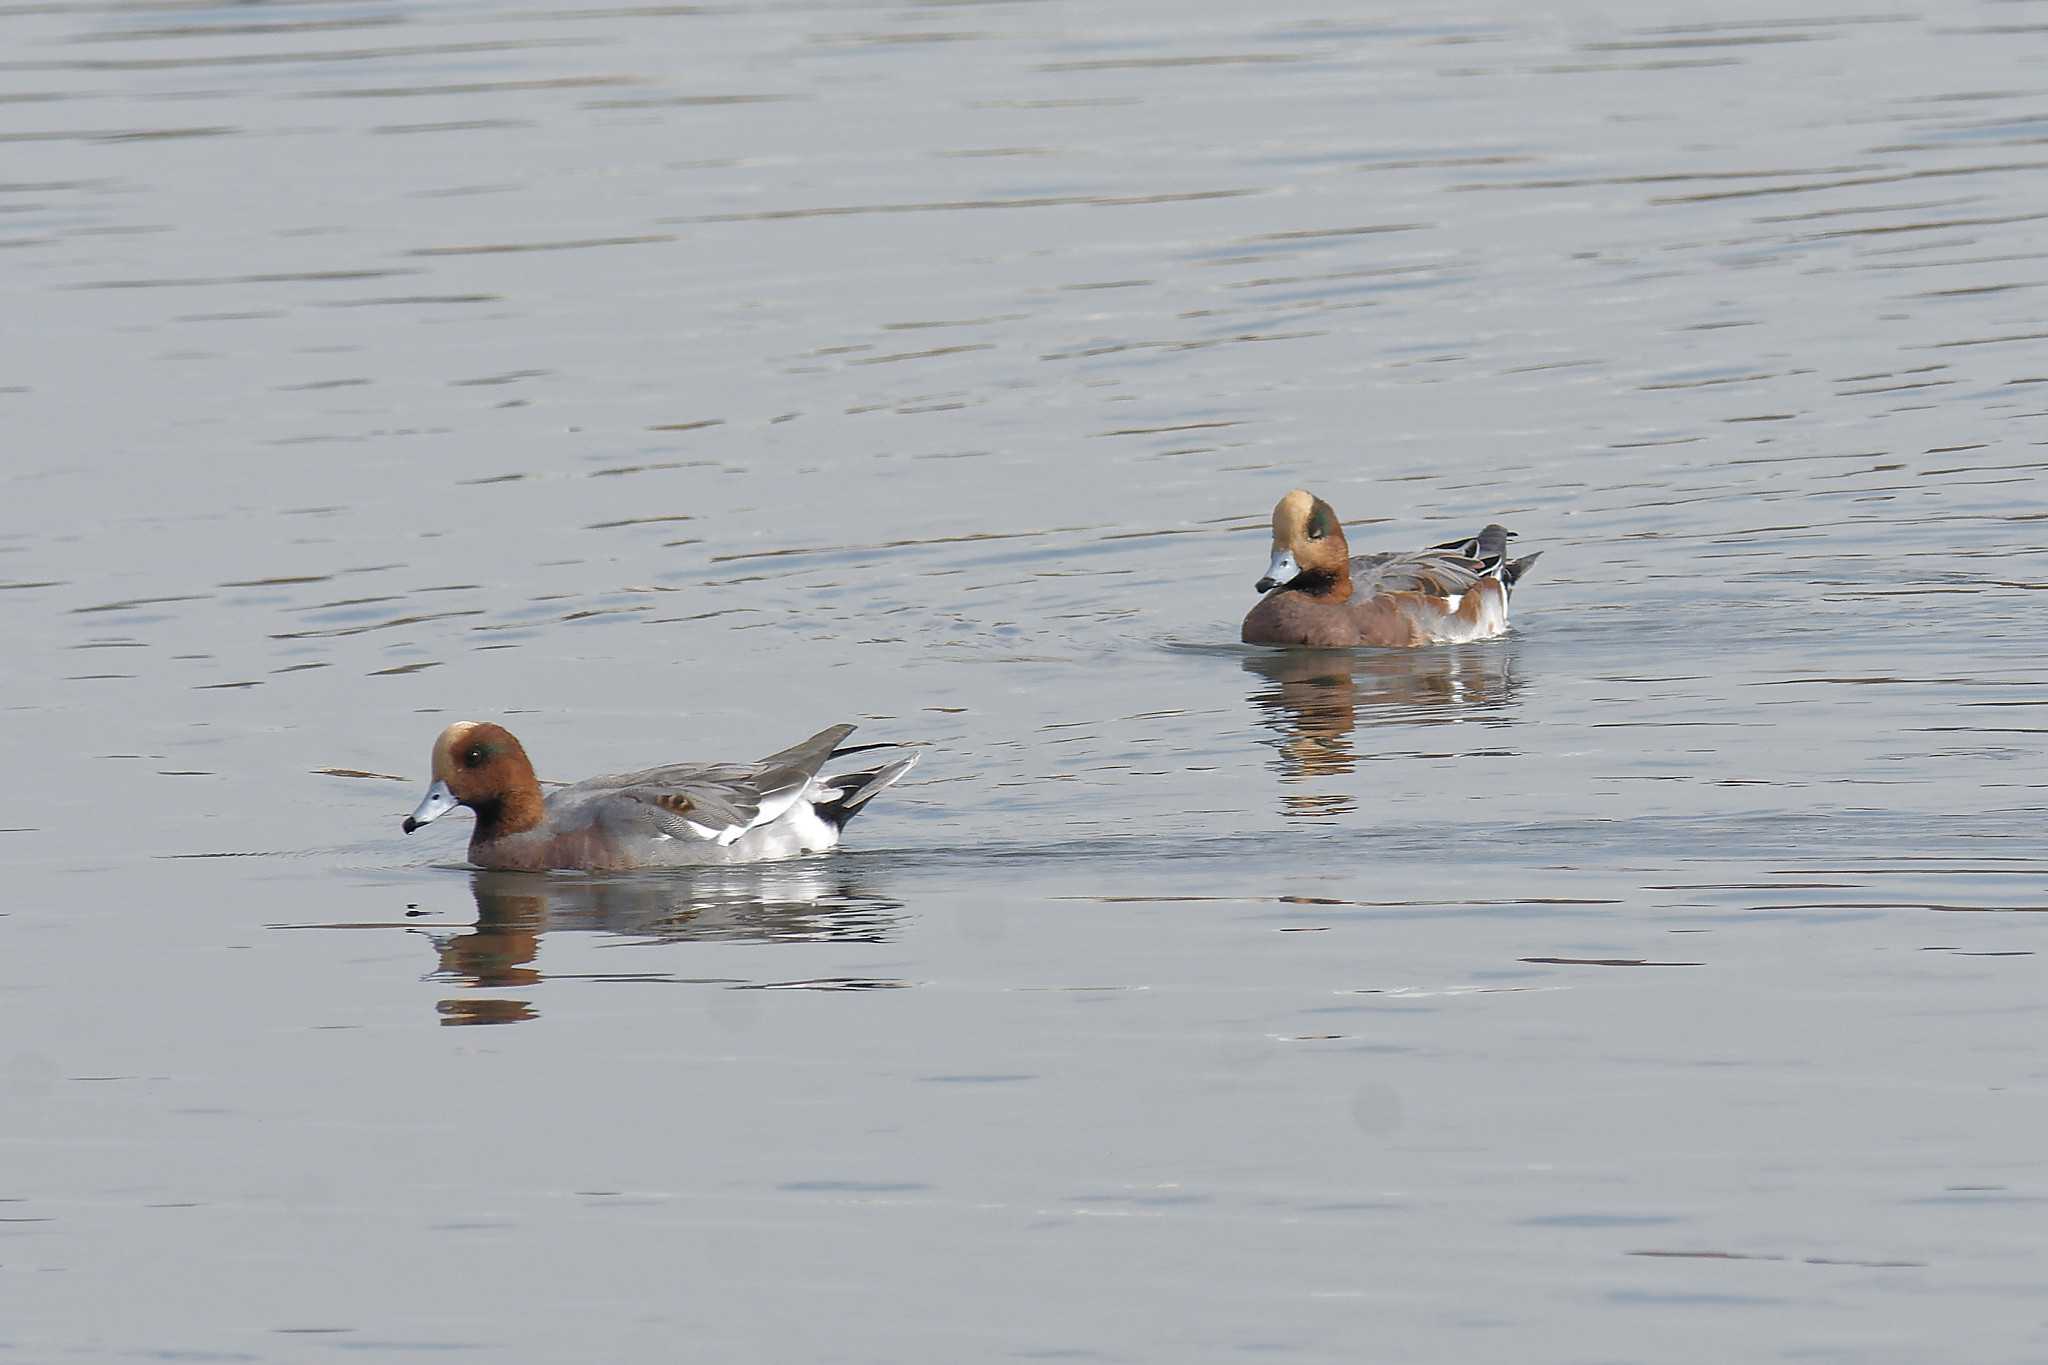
[1350,547,1491,599]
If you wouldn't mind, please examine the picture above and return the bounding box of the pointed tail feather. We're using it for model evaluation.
[827,740,903,760]
[814,753,919,831]
[1504,550,1542,590]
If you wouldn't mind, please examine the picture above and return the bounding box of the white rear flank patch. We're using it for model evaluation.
[779,803,839,855]
[723,801,840,861]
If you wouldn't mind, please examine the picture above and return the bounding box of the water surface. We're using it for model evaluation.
[4,0,2047,1359]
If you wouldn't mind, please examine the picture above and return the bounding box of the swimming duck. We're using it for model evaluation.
[400,720,917,871]
[1242,489,1541,648]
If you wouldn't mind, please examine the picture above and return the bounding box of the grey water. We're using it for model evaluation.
[4,0,2047,1359]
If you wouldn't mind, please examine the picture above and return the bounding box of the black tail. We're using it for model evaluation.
[1503,550,1542,591]
[813,755,918,831]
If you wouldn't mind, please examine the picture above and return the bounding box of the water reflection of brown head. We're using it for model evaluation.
[1242,645,1522,784]
[430,865,902,1025]
[431,878,545,1026]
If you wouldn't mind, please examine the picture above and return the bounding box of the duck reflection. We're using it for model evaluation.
[429,863,901,1025]
[1243,645,1522,815]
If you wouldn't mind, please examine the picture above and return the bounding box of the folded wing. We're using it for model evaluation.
[1356,523,1537,600]
[548,724,861,848]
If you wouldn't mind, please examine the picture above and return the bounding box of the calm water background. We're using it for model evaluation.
[4,0,2048,1359]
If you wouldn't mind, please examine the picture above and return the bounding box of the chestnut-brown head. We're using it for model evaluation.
[402,721,543,837]
[1256,489,1351,596]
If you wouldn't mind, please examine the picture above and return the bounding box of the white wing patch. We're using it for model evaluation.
[746,788,807,833]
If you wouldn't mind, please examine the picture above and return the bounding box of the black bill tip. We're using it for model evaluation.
[401,816,420,834]
[1255,577,1277,593]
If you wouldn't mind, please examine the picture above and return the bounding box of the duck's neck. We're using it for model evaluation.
[1289,567,1353,603]
[471,777,545,841]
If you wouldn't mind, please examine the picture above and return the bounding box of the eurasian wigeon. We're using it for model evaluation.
[1242,489,1541,648]
[401,720,917,871]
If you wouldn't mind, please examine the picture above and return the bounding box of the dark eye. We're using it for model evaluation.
[463,745,489,768]
[1306,525,1325,541]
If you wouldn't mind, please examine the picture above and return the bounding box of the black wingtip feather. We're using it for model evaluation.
[827,740,903,759]
[1430,524,1515,561]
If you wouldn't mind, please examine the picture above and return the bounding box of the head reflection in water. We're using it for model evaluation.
[426,864,903,1025]
[1241,646,1523,818]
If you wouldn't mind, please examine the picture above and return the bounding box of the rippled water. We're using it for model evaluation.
[5,0,2048,1359]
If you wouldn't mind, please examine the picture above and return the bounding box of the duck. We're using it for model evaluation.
[1242,489,1541,648]
[400,720,917,871]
